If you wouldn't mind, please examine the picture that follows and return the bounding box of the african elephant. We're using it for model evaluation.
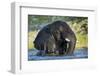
[34,21,76,55]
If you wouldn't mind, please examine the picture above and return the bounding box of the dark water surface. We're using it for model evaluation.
[28,48,88,61]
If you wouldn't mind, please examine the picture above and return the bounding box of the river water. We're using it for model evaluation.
[28,48,88,61]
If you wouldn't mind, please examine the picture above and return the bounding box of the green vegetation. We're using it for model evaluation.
[76,34,88,49]
[28,15,88,50]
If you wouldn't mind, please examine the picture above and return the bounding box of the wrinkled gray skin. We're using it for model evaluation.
[34,21,76,55]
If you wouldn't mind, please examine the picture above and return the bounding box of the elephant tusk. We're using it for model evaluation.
[65,38,70,42]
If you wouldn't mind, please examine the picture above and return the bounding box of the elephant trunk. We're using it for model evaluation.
[67,36,76,55]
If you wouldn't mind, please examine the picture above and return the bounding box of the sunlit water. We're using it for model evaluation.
[28,48,88,61]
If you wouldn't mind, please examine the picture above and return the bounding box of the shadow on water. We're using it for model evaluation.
[28,48,88,61]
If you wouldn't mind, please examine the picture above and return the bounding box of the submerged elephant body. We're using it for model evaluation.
[34,21,76,55]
